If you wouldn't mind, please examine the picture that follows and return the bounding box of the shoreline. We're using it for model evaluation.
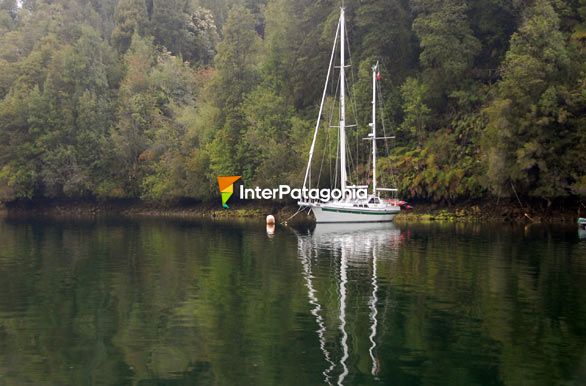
[1,199,582,224]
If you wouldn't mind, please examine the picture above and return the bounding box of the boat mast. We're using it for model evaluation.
[339,7,348,195]
[371,62,378,195]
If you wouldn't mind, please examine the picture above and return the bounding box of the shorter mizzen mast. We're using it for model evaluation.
[368,62,397,197]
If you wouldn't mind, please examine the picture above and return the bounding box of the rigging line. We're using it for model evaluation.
[511,182,535,223]
[376,67,398,192]
[332,57,342,190]
[377,78,392,156]
[329,122,334,189]
[316,129,326,190]
[365,143,373,184]
[346,137,356,186]
[343,75,355,186]
[328,65,342,132]
[376,79,392,188]
[376,80,388,152]
[345,24,363,181]
[334,125,340,190]
[317,112,332,190]
[327,61,341,190]
[303,15,341,191]
[282,207,304,224]
[375,77,385,144]
[315,22,341,191]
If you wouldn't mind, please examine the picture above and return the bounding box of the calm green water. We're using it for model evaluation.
[0,218,585,386]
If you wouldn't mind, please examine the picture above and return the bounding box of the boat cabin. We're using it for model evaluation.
[351,196,384,208]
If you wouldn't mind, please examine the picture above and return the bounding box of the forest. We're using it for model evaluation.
[0,0,584,205]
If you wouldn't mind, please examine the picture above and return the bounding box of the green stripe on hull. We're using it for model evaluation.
[321,208,395,215]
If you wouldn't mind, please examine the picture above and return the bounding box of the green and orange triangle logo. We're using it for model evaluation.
[217,176,241,208]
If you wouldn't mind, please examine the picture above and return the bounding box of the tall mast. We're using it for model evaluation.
[371,62,378,195]
[339,7,348,195]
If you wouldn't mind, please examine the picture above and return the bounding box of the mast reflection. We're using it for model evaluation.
[296,223,402,385]
[298,235,336,385]
[369,239,379,377]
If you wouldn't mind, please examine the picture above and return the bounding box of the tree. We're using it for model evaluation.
[240,85,295,186]
[33,27,118,197]
[0,0,18,35]
[111,35,159,197]
[207,5,260,178]
[355,0,415,85]
[179,7,219,65]
[482,0,581,198]
[0,85,43,199]
[468,0,517,74]
[400,77,431,146]
[261,0,301,96]
[412,0,481,110]
[112,0,148,52]
[213,5,260,109]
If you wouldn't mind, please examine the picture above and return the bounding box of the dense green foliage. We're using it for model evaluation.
[0,0,584,203]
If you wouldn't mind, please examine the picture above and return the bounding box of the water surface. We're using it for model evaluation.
[0,217,585,385]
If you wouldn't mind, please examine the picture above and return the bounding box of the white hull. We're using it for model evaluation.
[310,205,398,223]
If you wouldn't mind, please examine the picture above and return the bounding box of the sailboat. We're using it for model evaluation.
[299,8,401,223]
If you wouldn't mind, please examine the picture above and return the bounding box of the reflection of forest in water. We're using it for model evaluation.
[0,219,585,386]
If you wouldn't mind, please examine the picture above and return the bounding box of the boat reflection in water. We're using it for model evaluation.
[296,223,403,385]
